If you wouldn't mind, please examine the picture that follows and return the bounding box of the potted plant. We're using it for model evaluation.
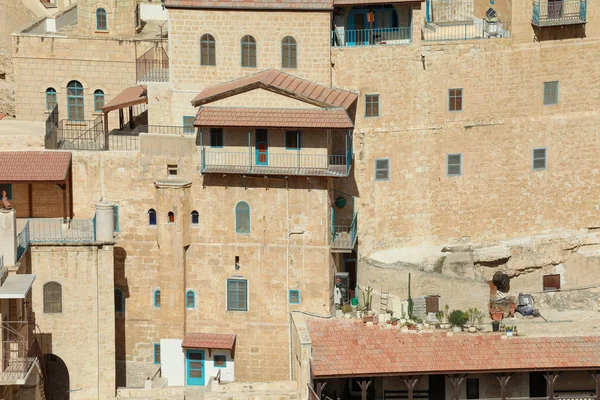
[466,307,484,333]
[341,304,353,319]
[506,325,514,337]
[448,309,468,332]
[492,320,500,332]
[391,317,399,326]
[513,326,519,336]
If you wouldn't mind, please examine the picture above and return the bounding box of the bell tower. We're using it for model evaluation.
[78,0,141,36]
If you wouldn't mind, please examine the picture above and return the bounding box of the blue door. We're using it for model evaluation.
[256,129,268,166]
[186,350,205,386]
[347,9,368,46]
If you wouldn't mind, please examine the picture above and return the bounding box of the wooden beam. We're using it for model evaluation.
[129,106,134,129]
[358,379,372,400]
[588,372,600,400]
[447,374,466,400]
[68,164,74,219]
[544,372,561,400]
[61,180,67,220]
[495,374,512,400]
[316,381,327,398]
[402,376,421,400]
[103,112,109,150]
[28,184,33,217]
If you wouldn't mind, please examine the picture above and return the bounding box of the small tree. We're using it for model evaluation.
[448,310,469,328]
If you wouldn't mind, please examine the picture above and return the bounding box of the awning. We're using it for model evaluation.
[102,85,148,113]
[194,107,354,129]
[334,0,420,4]
[182,333,236,350]
[0,275,36,299]
[0,151,71,183]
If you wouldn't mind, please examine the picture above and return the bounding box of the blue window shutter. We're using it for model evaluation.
[114,205,120,233]
[154,290,161,308]
[154,344,161,364]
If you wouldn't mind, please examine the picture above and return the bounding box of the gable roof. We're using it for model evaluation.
[0,151,71,183]
[190,69,357,110]
[182,333,237,350]
[164,0,333,10]
[102,86,147,113]
[307,319,600,378]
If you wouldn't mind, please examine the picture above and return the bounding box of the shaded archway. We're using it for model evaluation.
[43,353,69,400]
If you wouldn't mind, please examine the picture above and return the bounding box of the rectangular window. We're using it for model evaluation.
[446,154,462,177]
[543,274,561,291]
[289,289,301,304]
[154,344,161,364]
[114,205,120,233]
[365,94,379,117]
[214,355,226,368]
[532,148,547,170]
[543,81,558,105]
[374,159,389,181]
[183,116,195,135]
[466,379,479,399]
[0,184,12,200]
[227,279,247,311]
[210,128,224,148]
[168,164,178,177]
[285,131,302,150]
[448,88,463,112]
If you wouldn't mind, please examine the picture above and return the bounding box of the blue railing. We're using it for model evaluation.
[28,219,95,243]
[201,149,351,177]
[16,221,30,262]
[331,213,357,251]
[422,20,510,41]
[532,0,586,26]
[332,27,412,47]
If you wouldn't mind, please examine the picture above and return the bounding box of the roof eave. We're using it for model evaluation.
[166,5,333,11]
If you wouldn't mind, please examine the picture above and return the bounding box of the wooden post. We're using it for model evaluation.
[588,372,600,400]
[103,112,109,150]
[357,379,372,400]
[316,381,328,399]
[28,184,33,218]
[129,106,134,129]
[119,109,124,130]
[544,372,560,400]
[447,374,466,400]
[68,163,74,220]
[402,376,421,400]
[495,374,512,400]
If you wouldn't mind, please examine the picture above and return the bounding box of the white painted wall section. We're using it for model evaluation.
[161,339,184,387]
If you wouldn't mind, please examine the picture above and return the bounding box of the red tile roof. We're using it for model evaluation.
[334,0,418,4]
[182,333,237,350]
[102,86,147,113]
[191,69,357,111]
[306,319,600,378]
[165,0,333,10]
[0,152,71,183]
[195,107,354,128]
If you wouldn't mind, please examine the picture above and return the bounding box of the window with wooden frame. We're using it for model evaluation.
[200,34,216,66]
[43,282,62,313]
[543,274,560,291]
[154,344,161,364]
[365,94,379,117]
[425,296,440,313]
[281,36,297,69]
[532,148,547,170]
[543,81,558,105]
[448,88,463,112]
[446,153,462,177]
[241,35,257,68]
[214,355,226,367]
[227,279,247,311]
[374,158,389,181]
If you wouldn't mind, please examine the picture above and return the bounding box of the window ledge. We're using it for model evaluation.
[95,30,109,34]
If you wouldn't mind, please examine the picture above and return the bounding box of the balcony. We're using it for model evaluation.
[332,27,412,47]
[23,218,95,243]
[532,0,587,26]
[136,45,169,83]
[331,212,357,252]
[0,321,37,385]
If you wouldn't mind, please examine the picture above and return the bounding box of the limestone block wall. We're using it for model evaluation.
[30,244,116,400]
[167,9,331,92]
[9,183,68,219]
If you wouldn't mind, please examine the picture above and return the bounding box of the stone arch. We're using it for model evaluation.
[43,353,69,400]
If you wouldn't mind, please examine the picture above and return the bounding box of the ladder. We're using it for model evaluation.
[380,287,389,314]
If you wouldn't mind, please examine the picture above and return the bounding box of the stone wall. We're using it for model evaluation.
[10,182,69,219]
[77,0,140,37]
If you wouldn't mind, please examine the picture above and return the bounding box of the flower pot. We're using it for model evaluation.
[392,320,398,326]
[468,326,477,333]
[363,315,375,323]
[492,321,500,332]
[506,330,513,337]
[452,326,462,333]
[335,309,343,318]
[417,324,423,330]
[344,313,351,319]
[400,319,407,325]
[423,323,430,330]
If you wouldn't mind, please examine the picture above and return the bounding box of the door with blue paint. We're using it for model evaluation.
[256,129,268,166]
[347,9,369,46]
[186,350,205,386]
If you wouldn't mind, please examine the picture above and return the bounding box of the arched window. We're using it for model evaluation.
[46,88,57,111]
[200,34,216,66]
[43,282,62,313]
[191,210,199,225]
[168,211,175,223]
[235,201,250,234]
[153,290,161,308]
[94,89,104,112]
[148,209,157,226]
[135,4,140,28]
[186,290,196,309]
[241,35,257,68]
[96,8,108,31]
[281,36,297,69]
[67,80,84,121]
[114,288,125,312]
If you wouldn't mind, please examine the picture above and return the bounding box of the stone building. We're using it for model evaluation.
[5,0,600,396]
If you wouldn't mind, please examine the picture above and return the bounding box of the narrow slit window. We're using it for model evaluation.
[94,89,104,112]
[186,290,196,309]
[448,88,463,112]
[153,290,161,308]
[191,210,199,225]
[532,148,547,170]
[168,211,175,223]
[148,209,157,226]
[365,94,379,117]
[46,88,57,111]
[447,154,462,177]
[154,344,161,364]
[543,81,558,105]
[374,158,389,181]
[114,288,124,313]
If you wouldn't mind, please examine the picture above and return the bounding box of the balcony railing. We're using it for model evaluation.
[16,220,30,262]
[332,27,412,47]
[0,321,34,384]
[201,149,352,177]
[28,218,95,243]
[422,19,510,41]
[331,213,357,252]
[137,46,169,83]
[532,0,586,26]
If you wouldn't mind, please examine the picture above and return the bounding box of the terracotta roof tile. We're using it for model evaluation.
[165,0,332,10]
[194,107,353,129]
[102,86,147,113]
[191,69,358,111]
[0,151,71,183]
[334,0,417,4]
[306,319,600,378]
[182,333,236,350]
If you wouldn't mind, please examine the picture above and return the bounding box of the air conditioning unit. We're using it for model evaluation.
[334,272,350,307]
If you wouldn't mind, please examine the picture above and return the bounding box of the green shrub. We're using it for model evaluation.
[448,310,469,328]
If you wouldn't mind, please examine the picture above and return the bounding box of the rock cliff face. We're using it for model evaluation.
[359,229,600,314]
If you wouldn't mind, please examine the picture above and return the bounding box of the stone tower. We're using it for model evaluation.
[78,0,141,36]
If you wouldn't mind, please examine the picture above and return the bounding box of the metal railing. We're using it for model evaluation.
[332,27,412,47]
[136,45,169,83]
[54,116,105,151]
[28,218,95,243]
[331,212,357,251]
[422,19,510,41]
[140,125,191,136]
[0,321,31,383]
[532,0,586,26]
[201,149,351,177]
[16,220,30,262]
